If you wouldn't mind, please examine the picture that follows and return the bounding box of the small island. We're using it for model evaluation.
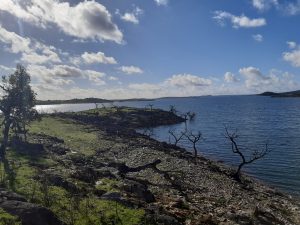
[259,90,300,97]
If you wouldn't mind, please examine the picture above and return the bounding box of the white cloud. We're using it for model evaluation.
[154,0,169,6]
[252,0,278,11]
[119,66,143,75]
[251,0,300,16]
[108,76,118,81]
[0,25,61,64]
[85,70,106,86]
[224,72,238,83]
[284,1,300,15]
[238,66,297,92]
[0,65,14,73]
[81,52,117,65]
[252,34,263,42]
[119,7,143,24]
[0,0,123,43]
[213,11,267,28]
[28,64,106,86]
[287,41,297,49]
[283,44,300,67]
[166,74,212,87]
[32,68,299,100]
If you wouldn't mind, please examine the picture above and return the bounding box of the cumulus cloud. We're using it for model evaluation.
[81,52,117,65]
[213,11,267,28]
[118,7,143,24]
[283,43,300,67]
[154,0,169,6]
[85,70,106,86]
[0,25,61,64]
[238,66,297,92]
[166,74,212,87]
[252,0,278,11]
[252,34,263,42]
[119,66,143,75]
[224,72,238,83]
[0,0,123,43]
[251,0,300,16]
[28,64,107,88]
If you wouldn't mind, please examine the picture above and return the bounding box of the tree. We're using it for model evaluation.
[224,127,270,181]
[0,64,38,158]
[168,129,186,146]
[184,131,202,158]
[169,105,177,114]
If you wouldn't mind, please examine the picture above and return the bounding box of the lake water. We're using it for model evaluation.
[36,96,300,196]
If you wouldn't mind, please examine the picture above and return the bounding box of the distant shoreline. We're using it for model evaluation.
[36,98,155,105]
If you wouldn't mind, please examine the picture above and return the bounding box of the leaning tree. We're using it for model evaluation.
[225,127,270,181]
[0,64,38,159]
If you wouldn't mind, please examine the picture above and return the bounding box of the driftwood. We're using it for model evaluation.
[109,159,162,177]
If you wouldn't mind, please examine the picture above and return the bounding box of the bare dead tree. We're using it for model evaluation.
[146,104,154,111]
[225,127,270,181]
[168,129,186,146]
[169,105,177,114]
[187,111,196,121]
[185,131,202,158]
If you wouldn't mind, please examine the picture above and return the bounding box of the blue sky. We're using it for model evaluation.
[0,0,300,100]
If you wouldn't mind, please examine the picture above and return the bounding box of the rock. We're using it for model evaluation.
[101,192,122,201]
[0,189,27,202]
[121,180,155,203]
[0,189,64,225]
[254,206,287,225]
[143,213,182,225]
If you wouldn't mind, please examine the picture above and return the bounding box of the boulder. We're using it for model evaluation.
[0,189,64,225]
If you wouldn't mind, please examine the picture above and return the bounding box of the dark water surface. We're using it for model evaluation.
[36,96,300,195]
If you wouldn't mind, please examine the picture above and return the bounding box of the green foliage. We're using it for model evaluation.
[0,208,21,225]
[0,64,38,156]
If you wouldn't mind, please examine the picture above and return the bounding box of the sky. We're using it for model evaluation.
[0,0,300,100]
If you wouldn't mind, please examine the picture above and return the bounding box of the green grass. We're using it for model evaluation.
[95,178,120,192]
[0,116,146,225]
[0,208,21,225]
[29,116,106,155]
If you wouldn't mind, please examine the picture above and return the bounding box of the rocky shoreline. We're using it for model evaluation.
[1,106,300,225]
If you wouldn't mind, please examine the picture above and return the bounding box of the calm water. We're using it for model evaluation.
[36,96,300,195]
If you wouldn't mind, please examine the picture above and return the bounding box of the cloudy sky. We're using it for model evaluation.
[0,0,300,100]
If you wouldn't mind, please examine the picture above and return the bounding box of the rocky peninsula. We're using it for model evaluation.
[0,106,299,225]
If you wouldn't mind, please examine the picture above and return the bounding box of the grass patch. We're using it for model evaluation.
[29,117,104,155]
[95,178,120,192]
[0,208,21,225]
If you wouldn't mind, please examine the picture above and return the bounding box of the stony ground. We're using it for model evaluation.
[1,106,300,225]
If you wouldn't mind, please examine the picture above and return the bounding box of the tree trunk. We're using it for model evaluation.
[234,163,244,181]
[1,120,11,159]
[193,143,197,158]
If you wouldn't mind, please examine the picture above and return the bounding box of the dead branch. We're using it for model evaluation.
[224,127,270,181]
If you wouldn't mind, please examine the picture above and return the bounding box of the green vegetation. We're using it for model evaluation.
[29,116,107,156]
[95,178,120,192]
[0,208,21,225]
[0,114,145,225]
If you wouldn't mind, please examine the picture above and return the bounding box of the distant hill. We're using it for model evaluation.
[36,98,112,105]
[259,90,300,97]
[36,97,155,105]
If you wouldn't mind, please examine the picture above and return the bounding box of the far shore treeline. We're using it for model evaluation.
[37,90,300,105]
[36,98,154,105]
